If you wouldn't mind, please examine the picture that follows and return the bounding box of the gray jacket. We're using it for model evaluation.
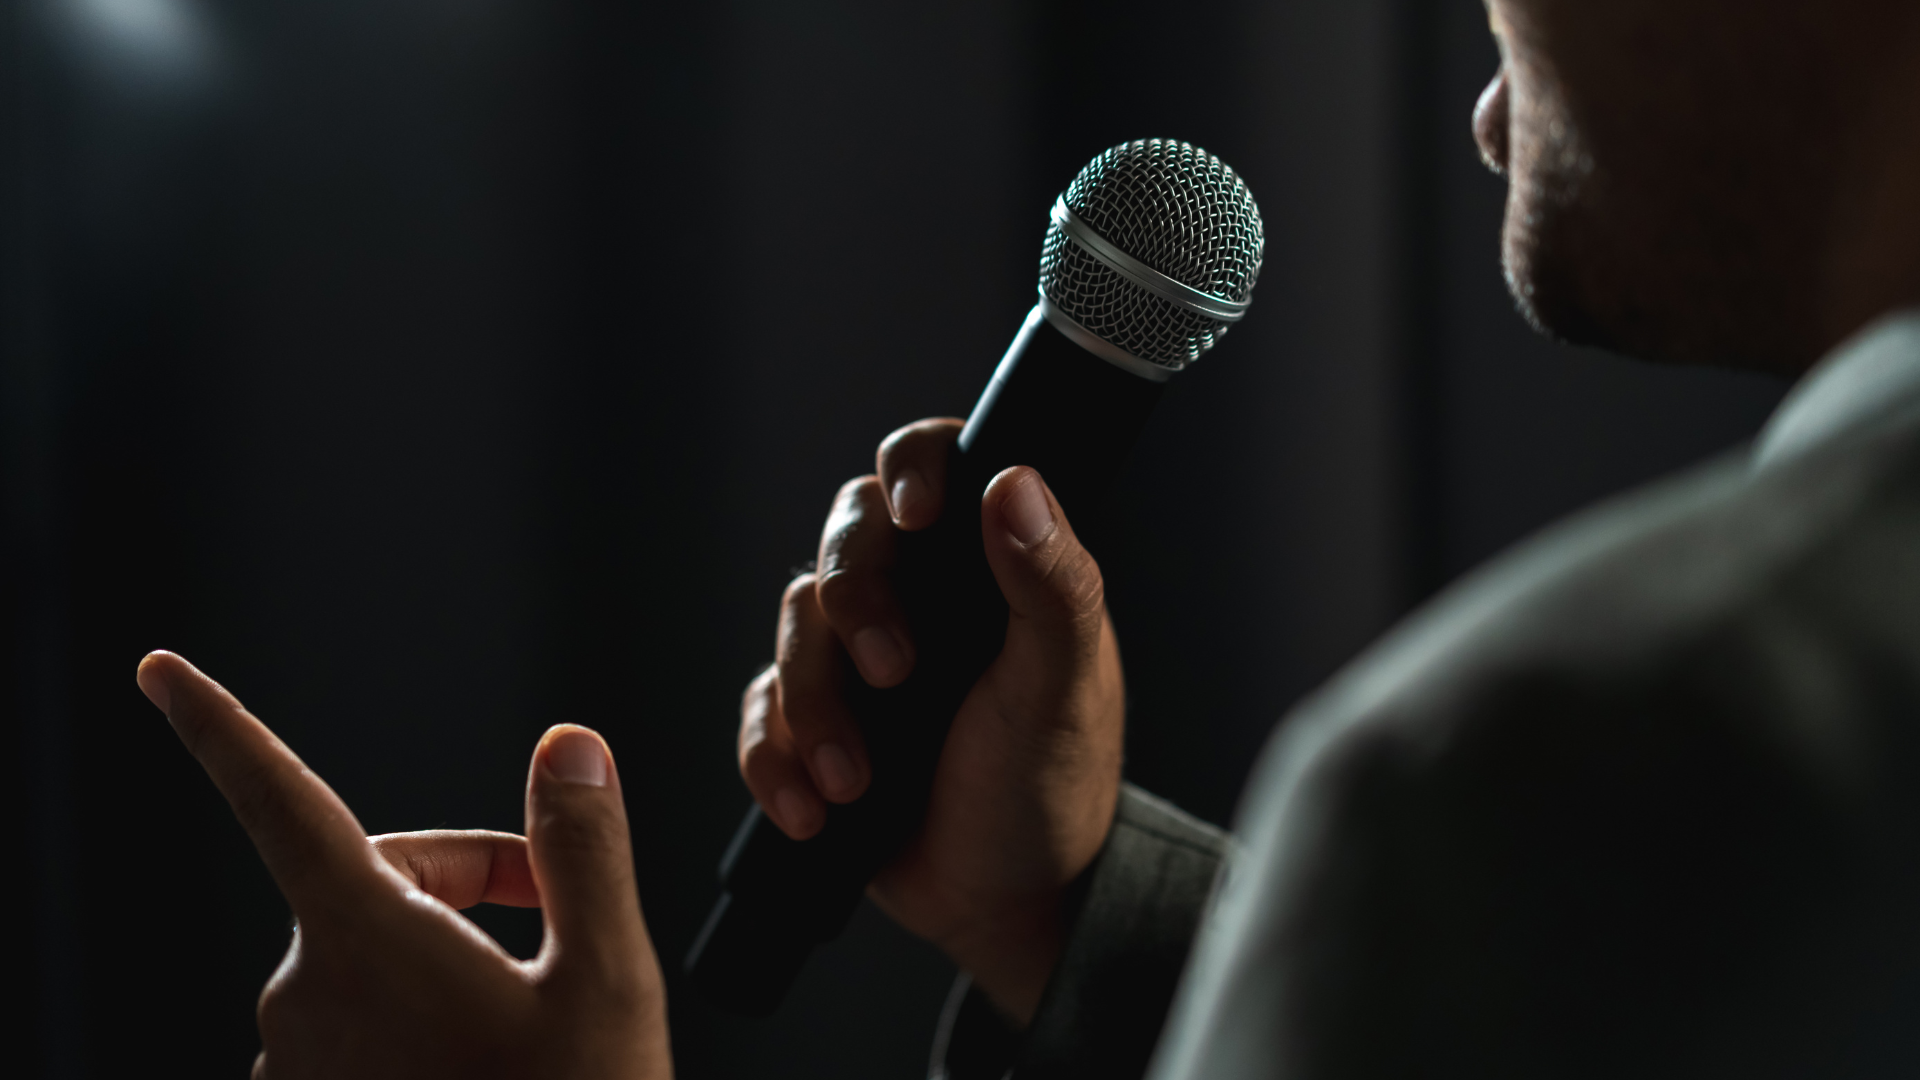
[934,310,1920,1079]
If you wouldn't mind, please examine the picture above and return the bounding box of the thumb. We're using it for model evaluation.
[980,467,1109,684]
[525,725,655,992]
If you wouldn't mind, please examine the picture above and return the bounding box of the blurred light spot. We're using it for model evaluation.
[56,0,218,90]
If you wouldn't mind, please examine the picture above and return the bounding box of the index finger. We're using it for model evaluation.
[138,650,382,916]
[876,418,963,531]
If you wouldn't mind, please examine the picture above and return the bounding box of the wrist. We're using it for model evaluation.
[938,896,1068,1029]
[940,784,1124,1027]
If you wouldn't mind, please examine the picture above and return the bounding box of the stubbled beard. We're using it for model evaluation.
[1502,203,1617,353]
[1499,116,1621,352]
[1495,108,1819,372]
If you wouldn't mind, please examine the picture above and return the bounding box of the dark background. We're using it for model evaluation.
[3,0,1788,1076]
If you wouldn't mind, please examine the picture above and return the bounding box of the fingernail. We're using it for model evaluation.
[889,469,926,524]
[1004,474,1055,546]
[775,786,814,834]
[812,743,859,799]
[546,729,608,787]
[850,626,906,684]
[136,657,171,716]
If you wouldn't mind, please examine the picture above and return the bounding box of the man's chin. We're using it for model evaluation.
[1499,202,1815,375]
[1501,250,1624,356]
[1502,226,1723,368]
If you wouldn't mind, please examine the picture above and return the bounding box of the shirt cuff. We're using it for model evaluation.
[928,783,1232,1080]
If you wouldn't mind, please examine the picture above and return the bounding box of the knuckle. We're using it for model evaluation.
[777,595,819,654]
[781,572,818,609]
[880,417,960,459]
[172,693,240,759]
[740,741,793,797]
[1070,555,1107,615]
[775,690,824,742]
[877,423,915,458]
[738,709,775,771]
[877,422,930,466]
[834,475,874,507]
[1058,544,1107,611]
[775,650,831,705]
[812,567,870,619]
[368,837,419,884]
[223,758,294,838]
[411,852,447,897]
[1045,545,1108,639]
[774,680,839,746]
[739,665,776,722]
[819,483,886,569]
[738,734,766,779]
[535,808,627,861]
[172,706,213,758]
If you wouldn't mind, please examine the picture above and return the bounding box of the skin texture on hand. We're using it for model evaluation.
[736,418,1126,1027]
[137,651,673,1080]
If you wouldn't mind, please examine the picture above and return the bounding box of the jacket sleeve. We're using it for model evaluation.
[928,782,1232,1080]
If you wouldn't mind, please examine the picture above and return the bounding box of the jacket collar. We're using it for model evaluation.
[1753,308,1920,470]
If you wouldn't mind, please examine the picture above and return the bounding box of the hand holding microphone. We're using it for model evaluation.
[698,139,1266,1015]
[738,431,1125,1025]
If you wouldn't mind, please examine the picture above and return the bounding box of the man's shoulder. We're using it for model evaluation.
[1221,414,1920,856]
[1167,419,1920,1080]
[1308,417,1920,744]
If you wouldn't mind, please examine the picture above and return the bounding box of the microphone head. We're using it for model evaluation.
[1038,139,1264,375]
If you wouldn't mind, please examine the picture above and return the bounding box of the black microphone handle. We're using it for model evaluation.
[685,305,1167,1016]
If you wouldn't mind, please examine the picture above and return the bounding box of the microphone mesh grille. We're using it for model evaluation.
[1039,139,1264,371]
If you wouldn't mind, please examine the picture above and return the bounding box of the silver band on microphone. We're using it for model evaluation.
[1051,197,1250,323]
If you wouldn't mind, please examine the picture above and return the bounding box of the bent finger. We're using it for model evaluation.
[138,651,382,916]
[738,665,826,839]
[816,477,914,688]
[876,417,963,531]
[777,573,871,803]
[369,829,539,909]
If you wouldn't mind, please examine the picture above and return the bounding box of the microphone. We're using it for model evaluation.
[685,138,1265,1016]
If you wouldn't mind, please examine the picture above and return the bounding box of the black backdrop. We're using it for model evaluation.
[4,1,1788,1076]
